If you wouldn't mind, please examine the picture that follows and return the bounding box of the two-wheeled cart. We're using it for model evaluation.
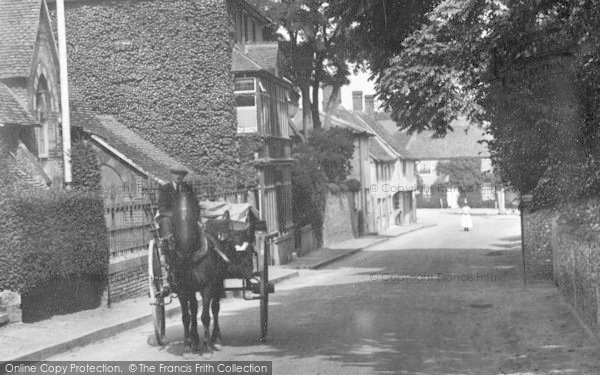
[148,202,275,345]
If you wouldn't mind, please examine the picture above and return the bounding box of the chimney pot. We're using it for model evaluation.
[364,94,375,115]
[352,90,363,112]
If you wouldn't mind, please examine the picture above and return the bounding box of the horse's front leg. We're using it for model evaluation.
[200,290,212,353]
[211,297,222,347]
[179,295,191,348]
[189,293,200,352]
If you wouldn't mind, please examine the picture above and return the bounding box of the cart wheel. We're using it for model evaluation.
[148,240,166,345]
[259,271,268,342]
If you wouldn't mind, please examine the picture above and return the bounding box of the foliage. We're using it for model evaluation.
[329,0,440,77]
[291,127,355,241]
[374,0,600,206]
[291,141,328,239]
[70,135,102,192]
[249,0,350,129]
[435,157,500,207]
[306,127,355,182]
[50,0,249,187]
[436,158,497,189]
[0,185,109,296]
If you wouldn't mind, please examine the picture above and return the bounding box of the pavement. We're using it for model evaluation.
[0,220,434,362]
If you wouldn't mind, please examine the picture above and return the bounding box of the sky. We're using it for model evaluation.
[339,69,378,111]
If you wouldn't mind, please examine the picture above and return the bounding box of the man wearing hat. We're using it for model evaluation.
[156,167,198,295]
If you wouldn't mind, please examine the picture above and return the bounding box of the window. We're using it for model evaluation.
[252,21,256,41]
[234,77,255,92]
[244,14,248,42]
[402,160,406,175]
[235,95,255,107]
[482,183,495,201]
[35,76,50,157]
[417,161,432,175]
[234,78,256,108]
[393,192,401,209]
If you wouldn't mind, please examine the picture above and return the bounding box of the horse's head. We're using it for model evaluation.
[171,190,202,257]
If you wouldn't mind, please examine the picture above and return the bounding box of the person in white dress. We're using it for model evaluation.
[461,205,473,231]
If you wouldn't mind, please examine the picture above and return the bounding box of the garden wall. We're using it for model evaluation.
[322,191,357,248]
[553,222,600,338]
[522,208,558,283]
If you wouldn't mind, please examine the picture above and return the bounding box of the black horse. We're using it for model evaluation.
[167,191,229,352]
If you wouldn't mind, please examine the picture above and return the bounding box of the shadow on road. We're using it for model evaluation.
[150,245,597,374]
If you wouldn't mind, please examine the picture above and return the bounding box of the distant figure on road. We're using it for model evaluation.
[461,205,473,231]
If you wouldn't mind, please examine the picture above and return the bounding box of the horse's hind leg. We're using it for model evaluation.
[211,297,222,346]
[200,290,212,353]
[189,293,200,352]
[179,295,191,347]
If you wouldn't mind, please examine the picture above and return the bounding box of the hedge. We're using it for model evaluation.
[0,188,109,295]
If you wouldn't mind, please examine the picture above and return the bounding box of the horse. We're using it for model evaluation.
[167,190,229,352]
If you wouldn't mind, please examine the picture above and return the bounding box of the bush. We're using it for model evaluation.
[291,128,355,244]
[0,189,109,296]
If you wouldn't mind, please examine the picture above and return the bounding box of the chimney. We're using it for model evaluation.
[322,85,342,112]
[352,90,363,112]
[364,95,375,115]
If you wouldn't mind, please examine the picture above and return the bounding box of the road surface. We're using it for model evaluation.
[50,210,600,374]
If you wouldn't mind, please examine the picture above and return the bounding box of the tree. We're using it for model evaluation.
[250,0,350,131]
[290,127,355,242]
[435,157,500,207]
[374,0,600,201]
[329,0,440,75]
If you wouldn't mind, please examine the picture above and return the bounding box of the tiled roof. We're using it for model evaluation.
[354,112,415,159]
[290,108,374,136]
[243,43,278,75]
[403,118,490,160]
[69,89,194,182]
[0,0,42,79]
[232,48,265,73]
[369,138,395,162]
[0,83,38,126]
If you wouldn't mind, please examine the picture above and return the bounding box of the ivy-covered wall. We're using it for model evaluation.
[50,0,252,187]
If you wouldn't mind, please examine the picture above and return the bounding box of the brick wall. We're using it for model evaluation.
[322,191,357,248]
[107,256,148,303]
[553,222,600,338]
[523,208,557,283]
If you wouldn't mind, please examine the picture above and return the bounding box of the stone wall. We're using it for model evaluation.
[322,191,357,248]
[523,208,557,283]
[553,223,600,337]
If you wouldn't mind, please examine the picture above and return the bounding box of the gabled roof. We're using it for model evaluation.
[369,138,395,162]
[391,117,490,160]
[235,0,271,25]
[290,108,374,136]
[0,0,43,79]
[232,47,264,73]
[353,112,415,159]
[243,43,278,75]
[69,89,194,183]
[0,83,39,126]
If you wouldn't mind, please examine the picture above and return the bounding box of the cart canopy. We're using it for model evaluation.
[199,201,260,223]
